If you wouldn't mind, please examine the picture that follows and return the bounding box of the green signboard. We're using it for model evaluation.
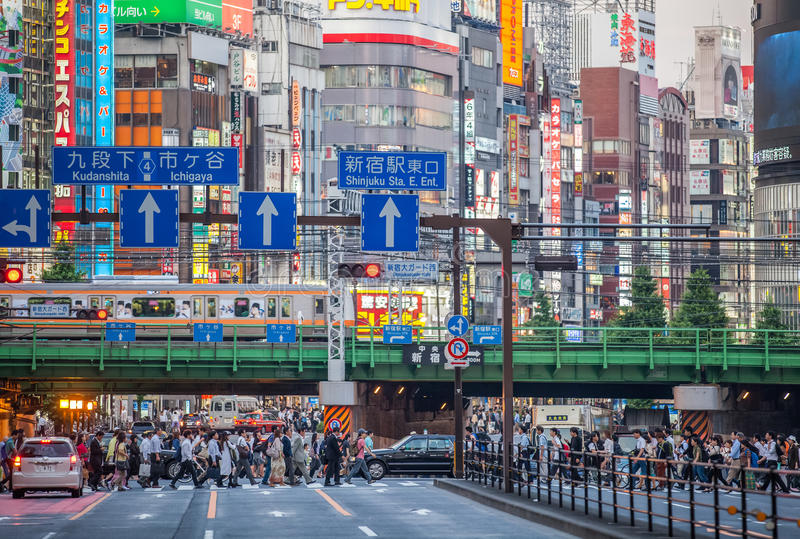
[518,273,534,297]
[115,0,221,27]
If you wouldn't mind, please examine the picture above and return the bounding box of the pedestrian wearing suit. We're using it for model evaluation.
[292,427,315,485]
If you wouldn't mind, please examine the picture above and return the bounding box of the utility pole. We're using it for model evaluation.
[452,219,464,478]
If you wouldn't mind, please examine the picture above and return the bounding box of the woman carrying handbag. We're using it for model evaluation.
[113,432,130,491]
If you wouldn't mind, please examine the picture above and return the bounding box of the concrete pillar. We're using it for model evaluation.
[319,381,358,436]
[673,384,724,441]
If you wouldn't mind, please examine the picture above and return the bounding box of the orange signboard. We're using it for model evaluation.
[501,0,522,86]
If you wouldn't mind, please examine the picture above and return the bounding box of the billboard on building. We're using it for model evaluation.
[230,48,258,92]
[694,26,740,121]
[588,10,654,74]
[222,0,253,36]
[115,0,221,26]
[0,0,22,187]
[464,0,496,24]
[501,0,523,86]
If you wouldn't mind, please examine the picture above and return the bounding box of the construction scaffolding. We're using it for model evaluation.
[528,0,574,95]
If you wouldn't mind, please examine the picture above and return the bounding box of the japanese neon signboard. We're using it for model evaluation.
[507,114,519,205]
[329,0,419,12]
[550,99,561,235]
[619,12,636,63]
[95,0,114,145]
[500,0,522,86]
[55,0,76,147]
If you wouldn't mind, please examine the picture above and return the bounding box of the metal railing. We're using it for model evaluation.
[465,442,800,538]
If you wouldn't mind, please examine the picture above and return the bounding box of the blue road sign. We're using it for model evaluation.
[383,325,413,345]
[361,194,419,252]
[52,147,239,185]
[266,324,297,343]
[0,190,51,248]
[447,315,469,337]
[238,192,296,250]
[473,325,502,345]
[194,323,223,343]
[119,190,179,248]
[338,151,446,191]
[384,261,438,282]
[106,323,136,342]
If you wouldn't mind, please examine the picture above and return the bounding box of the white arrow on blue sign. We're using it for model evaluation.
[238,192,296,250]
[382,325,413,344]
[194,323,223,343]
[361,194,419,252]
[473,325,502,345]
[106,323,136,342]
[119,190,179,248]
[447,315,469,337]
[0,190,51,248]
[266,324,296,343]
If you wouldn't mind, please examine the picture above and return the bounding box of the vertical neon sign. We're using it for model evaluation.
[550,98,561,236]
[94,0,114,275]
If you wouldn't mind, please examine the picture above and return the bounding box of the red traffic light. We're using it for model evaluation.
[1,268,23,283]
[96,309,108,320]
[364,263,381,278]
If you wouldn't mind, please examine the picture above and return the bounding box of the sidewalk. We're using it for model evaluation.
[434,479,670,539]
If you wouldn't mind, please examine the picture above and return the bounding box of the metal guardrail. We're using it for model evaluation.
[465,442,800,538]
[1,322,800,378]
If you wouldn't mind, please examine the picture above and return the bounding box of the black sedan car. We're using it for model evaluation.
[366,434,455,480]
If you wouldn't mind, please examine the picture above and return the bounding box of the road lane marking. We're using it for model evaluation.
[315,489,352,517]
[136,514,153,520]
[42,533,56,539]
[204,531,213,539]
[359,526,377,537]
[399,481,419,486]
[207,491,217,519]
[411,509,431,515]
[68,493,111,521]
[177,485,194,491]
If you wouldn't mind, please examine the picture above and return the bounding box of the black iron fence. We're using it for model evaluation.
[464,441,800,538]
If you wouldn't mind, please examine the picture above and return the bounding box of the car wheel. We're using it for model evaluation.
[12,489,24,499]
[368,460,386,480]
[71,488,81,498]
[167,460,183,482]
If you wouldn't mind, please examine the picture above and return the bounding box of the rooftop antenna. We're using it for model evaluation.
[714,0,722,25]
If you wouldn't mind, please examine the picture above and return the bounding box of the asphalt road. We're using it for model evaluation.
[0,478,576,539]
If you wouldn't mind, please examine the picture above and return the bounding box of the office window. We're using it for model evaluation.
[471,47,493,68]
[157,55,178,88]
[134,55,156,88]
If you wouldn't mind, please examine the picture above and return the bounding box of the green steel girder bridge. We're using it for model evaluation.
[1,322,799,393]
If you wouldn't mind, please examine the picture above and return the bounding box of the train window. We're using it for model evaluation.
[0,296,9,307]
[315,298,325,315]
[89,296,100,309]
[206,297,217,318]
[224,401,234,412]
[234,298,249,318]
[267,297,277,318]
[192,298,203,318]
[103,297,115,318]
[132,297,175,317]
[29,297,71,305]
[281,297,292,318]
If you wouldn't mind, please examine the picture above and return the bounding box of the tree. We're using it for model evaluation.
[753,300,795,345]
[609,266,666,342]
[40,242,86,282]
[626,399,655,409]
[524,291,559,340]
[669,268,728,343]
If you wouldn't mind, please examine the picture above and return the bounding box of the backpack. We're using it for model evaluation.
[700,446,709,462]
[613,442,624,456]
[237,440,250,459]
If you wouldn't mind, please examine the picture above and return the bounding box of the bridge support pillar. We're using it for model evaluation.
[673,384,724,441]
[319,381,362,437]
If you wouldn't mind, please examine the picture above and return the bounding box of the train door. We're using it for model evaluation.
[88,295,116,318]
[312,296,326,323]
[191,296,218,321]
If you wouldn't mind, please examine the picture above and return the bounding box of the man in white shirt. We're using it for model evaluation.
[148,429,163,488]
[632,430,648,489]
[170,430,202,489]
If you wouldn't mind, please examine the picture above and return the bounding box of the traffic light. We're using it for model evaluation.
[0,267,23,283]
[76,308,108,320]
[337,263,381,279]
[533,255,578,272]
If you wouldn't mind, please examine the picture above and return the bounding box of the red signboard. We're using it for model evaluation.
[222,0,254,37]
[291,151,302,176]
[231,133,244,169]
[55,0,75,147]
[292,128,302,150]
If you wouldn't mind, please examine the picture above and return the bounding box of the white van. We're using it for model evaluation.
[208,395,260,429]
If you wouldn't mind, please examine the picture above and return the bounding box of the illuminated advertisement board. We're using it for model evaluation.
[501,0,522,86]
[508,114,519,205]
[550,99,561,235]
[55,0,76,147]
[95,1,114,145]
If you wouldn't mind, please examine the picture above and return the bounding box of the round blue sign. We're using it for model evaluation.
[447,315,469,337]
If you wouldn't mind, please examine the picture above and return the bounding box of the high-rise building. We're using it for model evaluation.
[685,25,753,328]
[752,0,800,329]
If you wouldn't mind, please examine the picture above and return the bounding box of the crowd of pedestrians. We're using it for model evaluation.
[478,424,800,494]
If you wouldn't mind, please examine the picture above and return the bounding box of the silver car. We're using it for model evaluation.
[12,437,84,498]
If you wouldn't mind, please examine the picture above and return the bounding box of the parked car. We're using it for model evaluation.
[233,410,282,433]
[11,437,83,498]
[365,434,455,480]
